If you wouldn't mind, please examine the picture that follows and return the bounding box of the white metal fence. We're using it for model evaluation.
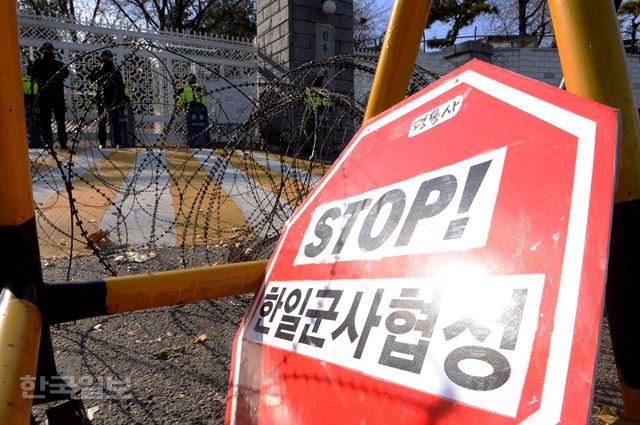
[18,12,258,141]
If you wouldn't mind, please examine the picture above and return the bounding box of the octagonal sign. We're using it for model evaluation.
[226,60,618,424]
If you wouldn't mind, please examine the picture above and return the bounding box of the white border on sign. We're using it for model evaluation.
[230,69,597,425]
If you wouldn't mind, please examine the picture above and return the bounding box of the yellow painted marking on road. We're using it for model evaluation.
[222,150,312,206]
[36,149,137,259]
[165,149,250,246]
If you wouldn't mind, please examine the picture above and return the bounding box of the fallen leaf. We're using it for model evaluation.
[152,346,186,360]
[112,250,157,264]
[594,405,619,424]
[192,333,208,344]
[212,392,226,404]
[86,406,100,420]
[88,229,110,243]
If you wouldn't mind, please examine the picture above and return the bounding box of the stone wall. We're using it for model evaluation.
[356,43,640,108]
[256,0,290,77]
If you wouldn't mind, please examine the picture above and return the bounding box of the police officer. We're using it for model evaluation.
[88,50,127,148]
[22,62,43,148]
[88,54,109,148]
[177,74,209,147]
[32,42,69,150]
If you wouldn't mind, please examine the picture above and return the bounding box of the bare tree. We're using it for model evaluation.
[353,0,389,51]
[18,0,76,18]
[100,0,255,37]
[485,0,553,47]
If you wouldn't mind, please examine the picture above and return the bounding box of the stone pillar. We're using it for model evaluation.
[256,0,354,75]
[256,0,355,159]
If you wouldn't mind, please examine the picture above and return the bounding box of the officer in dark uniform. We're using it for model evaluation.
[177,74,210,148]
[32,42,69,150]
[89,54,109,148]
[88,50,127,148]
[22,62,43,148]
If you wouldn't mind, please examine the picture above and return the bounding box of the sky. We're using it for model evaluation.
[371,0,495,49]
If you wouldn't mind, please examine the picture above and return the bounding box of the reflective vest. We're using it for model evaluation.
[22,74,38,96]
[178,83,206,106]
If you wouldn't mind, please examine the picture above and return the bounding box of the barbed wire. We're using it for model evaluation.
[27,44,439,278]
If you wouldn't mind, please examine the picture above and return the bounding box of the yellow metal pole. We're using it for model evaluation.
[549,1,640,423]
[0,5,33,223]
[549,0,640,204]
[0,1,43,424]
[0,292,41,423]
[45,260,268,323]
[105,259,267,313]
[363,0,433,122]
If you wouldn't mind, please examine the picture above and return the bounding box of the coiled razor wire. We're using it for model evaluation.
[27,45,440,279]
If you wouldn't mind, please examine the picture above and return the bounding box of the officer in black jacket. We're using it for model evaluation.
[32,42,69,150]
[88,50,127,147]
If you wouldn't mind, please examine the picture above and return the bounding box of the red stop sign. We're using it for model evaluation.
[226,60,618,424]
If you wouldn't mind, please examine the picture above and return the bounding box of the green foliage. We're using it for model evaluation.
[305,88,331,109]
[426,0,498,48]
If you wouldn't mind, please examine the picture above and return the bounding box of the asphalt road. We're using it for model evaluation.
[31,246,623,424]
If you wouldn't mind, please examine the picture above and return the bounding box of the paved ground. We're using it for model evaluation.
[30,147,327,259]
[28,246,624,425]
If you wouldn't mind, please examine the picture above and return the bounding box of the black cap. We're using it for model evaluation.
[100,49,114,58]
[39,42,54,52]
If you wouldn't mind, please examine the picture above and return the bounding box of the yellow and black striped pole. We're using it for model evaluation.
[549,0,640,423]
[0,1,44,424]
[43,260,268,323]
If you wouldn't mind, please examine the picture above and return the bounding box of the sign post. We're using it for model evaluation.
[227,60,619,424]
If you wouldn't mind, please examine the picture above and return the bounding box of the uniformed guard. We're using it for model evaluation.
[22,62,43,148]
[32,42,69,150]
[88,50,135,148]
[177,73,210,148]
